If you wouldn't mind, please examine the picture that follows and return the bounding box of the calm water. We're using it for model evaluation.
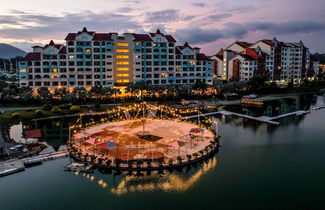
[1,94,325,210]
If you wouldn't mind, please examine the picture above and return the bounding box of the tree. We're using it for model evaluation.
[193,80,208,92]
[38,87,52,100]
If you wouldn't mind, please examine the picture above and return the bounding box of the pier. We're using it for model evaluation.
[0,150,69,178]
[177,110,311,125]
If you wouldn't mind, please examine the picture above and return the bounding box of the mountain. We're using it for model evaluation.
[0,43,27,59]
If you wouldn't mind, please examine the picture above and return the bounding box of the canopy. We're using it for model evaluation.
[98,142,118,149]
[167,140,185,148]
[24,129,42,138]
[190,128,204,134]
[84,138,97,145]
[73,132,90,139]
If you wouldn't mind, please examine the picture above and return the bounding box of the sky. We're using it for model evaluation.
[0,0,324,55]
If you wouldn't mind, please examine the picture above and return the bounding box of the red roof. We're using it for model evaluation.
[261,39,274,46]
[25,52,41,61]
[65,33,77,40]
[165,35,177,42]
[196,53,210,61]
[93,33,112,41]
[235,41,252,48]
[24,129,42,138]
[59,46,66,54]
[133,34,152,42]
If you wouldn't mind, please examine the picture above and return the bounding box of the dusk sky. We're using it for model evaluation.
[0,0,324,55]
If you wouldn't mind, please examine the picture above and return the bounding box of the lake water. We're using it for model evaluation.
[1,94,325,210]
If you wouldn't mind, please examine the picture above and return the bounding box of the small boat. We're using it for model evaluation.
[64,162,94,173]
[240,99,264,106]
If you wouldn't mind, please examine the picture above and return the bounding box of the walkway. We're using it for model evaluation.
[177,110,311,125]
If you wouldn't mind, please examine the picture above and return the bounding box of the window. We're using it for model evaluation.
[116,80,129,83]
[68,55,74,60]
[116,74,129,77]
[85,48,91,53]
[116,55,129,59]
[117,67,129,71]
[116,43,129,47]
[116,61,129,65]
[20,69,26,72]
[116,49,129,53]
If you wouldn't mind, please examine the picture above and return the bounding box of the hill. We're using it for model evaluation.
[0,43,27,59]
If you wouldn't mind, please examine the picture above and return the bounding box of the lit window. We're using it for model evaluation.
[69,55,74,60]
[52,74,58,79]
[176,67,181,71]
[20,69,26,72]
[116,49,129,53]
[116,61,129,65]
[161,73,168,78]
[190,61,196,65]
[116,79,129,83]
[117,74,129,77]
[52,68,58,73]
[85,48,91,53]
[117,67,129,71]
[116,55,129,59]
[116,43,129,47]
[135,42,141,46]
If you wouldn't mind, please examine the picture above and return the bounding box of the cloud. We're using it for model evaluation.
[117,7,134,13]
[146,9,181,22]
[145,9,195,23]
[192,2,206,7]
[248,21,325,34]
[0,10,141,40]
[174,20,325,46]
[207,13,232,21]
[174,27,224,44]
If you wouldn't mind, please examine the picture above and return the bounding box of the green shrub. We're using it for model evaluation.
[59,103,71,109]
[51,107,62,114]
[43,104,52,111]
[70,105,81,113]
[25,107,33,112]
[11,112,21,118]
[35,109,43,116]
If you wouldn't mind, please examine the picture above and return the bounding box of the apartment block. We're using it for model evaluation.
[19,28,213,93]
[212,38,316,83]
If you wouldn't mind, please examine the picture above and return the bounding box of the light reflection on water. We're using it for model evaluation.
[71,156,217,196]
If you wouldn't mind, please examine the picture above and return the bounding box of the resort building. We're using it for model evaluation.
[212,38,318,83]
[18,27,213,93]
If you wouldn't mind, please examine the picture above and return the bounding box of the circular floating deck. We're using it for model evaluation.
[69,119,218,170]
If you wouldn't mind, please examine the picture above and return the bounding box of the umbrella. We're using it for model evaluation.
[98,142,118,149]
[167,140,185,148]
[84,138,97,145]
[190,128,204,134]
[73,132,91,139]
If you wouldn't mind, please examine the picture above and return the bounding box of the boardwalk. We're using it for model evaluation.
[177,110,311,125]
[0,150,69,177]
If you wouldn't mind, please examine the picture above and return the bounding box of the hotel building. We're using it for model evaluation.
[212,38,318,83]
[19,27,213,93]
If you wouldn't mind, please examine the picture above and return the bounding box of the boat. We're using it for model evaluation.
[64,162,94,173]
[240,99,264,106]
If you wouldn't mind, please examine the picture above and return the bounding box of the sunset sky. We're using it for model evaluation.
[0,0,324,55]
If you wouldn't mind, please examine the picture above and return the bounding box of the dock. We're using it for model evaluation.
[177,110,311,125]
[0,150,69,178]
[311,105,325,111]
[0,159,25,177]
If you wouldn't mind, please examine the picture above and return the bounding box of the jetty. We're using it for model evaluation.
[177,110,311,125]
[311,105,325,111]
[0,150,69,178]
